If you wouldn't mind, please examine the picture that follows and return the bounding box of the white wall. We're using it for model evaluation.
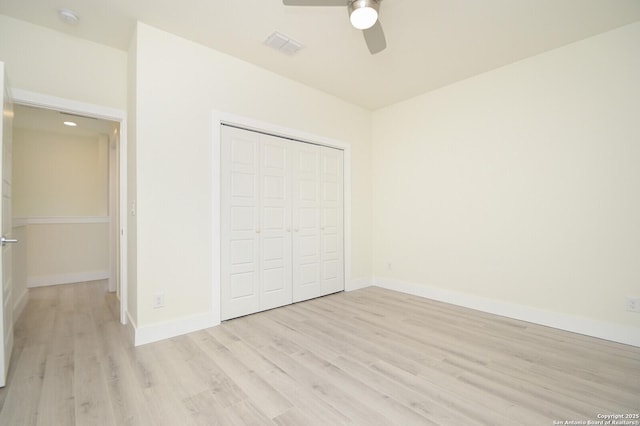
[131,23,372,337]
[372,22,640,343]
[0,14,127,110]
[127,29,139,324]
[13,128,110,287]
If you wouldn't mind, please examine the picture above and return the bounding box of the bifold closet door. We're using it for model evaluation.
[319,147,344,296]
[220,126,292,320]
[291,143,322,302]
[221,125,344,320]
[291,144,344,302]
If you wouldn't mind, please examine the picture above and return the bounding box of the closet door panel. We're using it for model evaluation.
[292,143,322,302]
[259,135,292,310]
[221,127,261,320]
[320,147,344,295]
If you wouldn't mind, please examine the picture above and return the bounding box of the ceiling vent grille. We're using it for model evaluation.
[264,32,304,55]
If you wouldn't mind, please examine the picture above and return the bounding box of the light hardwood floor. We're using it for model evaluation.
[0,281,638,425]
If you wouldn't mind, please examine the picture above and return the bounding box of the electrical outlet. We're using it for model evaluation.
[387,262,392,271]
[625,297,640,313]
[153,292,165,309]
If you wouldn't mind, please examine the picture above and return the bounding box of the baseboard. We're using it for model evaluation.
[133,277,372,346]
[346,277,372,292]
[373,277,640,348]
[13,289,28,322]
[126,311,137,346]
[133,311,220,346]
[27,270,110,288]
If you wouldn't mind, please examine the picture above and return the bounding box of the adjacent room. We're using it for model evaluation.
[0,0,638,424]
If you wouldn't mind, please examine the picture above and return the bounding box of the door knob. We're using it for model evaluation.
[1,236,18,246]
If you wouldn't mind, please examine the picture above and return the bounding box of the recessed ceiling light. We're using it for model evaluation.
[58,9,80,25]
[63,121,77,127]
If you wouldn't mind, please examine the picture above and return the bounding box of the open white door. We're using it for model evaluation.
[0,62,15,387]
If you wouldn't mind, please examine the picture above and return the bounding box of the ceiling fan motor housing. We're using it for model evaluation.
[348,0,381,9]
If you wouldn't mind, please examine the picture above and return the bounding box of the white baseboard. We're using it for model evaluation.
[133,311,220,346]
[347,277,372,292]
[374,277,640,348]
[126,311,137,346]
[131,276,372,347]
[13,289,28,322]
[27,270,110,288]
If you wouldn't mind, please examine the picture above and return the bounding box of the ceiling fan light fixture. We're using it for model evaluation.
[348,0,379,30]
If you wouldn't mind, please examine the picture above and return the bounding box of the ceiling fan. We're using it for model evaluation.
[283,0,387,54]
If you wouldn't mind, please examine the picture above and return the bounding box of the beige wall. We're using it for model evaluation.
[372,22,640,331]
[11,225,27,319]
[132,23,372,327]
[13,127,110,285]
[0,14,127,110]
[14,129,109,217]
[25,223,109,284]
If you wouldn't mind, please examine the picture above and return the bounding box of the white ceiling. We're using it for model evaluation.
[1,0,640,110]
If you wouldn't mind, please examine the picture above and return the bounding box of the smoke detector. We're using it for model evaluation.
[58,9,80,25]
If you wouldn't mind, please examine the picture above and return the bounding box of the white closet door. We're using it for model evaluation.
[320,147,344,296]
[291,143,322,303]
[221,126,261,320]
[221,127,292,320]
[258,134,292,310]
[221,125,344,319]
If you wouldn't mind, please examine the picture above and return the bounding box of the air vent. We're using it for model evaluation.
[264,32,304,56]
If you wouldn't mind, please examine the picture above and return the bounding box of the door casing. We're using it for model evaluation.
[13,89,129,325]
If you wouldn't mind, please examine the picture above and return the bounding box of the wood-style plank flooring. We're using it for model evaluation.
[0,281,638,425]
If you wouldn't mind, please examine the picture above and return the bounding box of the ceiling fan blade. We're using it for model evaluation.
[283,0,346,5]
[363,20,386,54]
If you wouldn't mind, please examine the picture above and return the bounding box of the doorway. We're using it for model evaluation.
[11,90,127,325]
